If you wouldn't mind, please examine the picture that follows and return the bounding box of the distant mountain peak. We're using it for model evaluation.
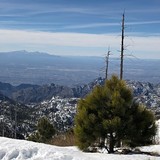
[0,50,59,57]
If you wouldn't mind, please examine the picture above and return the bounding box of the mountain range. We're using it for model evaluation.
[0,76,160,137]
[0,50,160,137]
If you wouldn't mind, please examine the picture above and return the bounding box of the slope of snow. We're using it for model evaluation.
[154,119,160,144]
[0,137,160,160]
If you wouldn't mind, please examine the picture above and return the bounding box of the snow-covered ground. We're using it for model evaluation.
[0,120,159,160]
[0,137,160,160]
[156,120,160,144]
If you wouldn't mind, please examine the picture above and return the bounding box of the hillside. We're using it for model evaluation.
[0,78,160,135]
[0,92,34,138]
[0,77,159,108]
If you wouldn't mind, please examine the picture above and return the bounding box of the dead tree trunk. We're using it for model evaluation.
[105,49,110,80]
[120,13,125,80]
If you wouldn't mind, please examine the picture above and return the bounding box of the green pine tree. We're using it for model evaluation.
[125,102,156,147]
[28,117,56,143]
[74,75,156,153]
[37,117,56,143]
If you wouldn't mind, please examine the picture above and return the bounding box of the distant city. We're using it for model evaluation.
[0,50,160,86]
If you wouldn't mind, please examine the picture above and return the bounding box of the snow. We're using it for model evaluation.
[155,119,160,144]
[0,137,160,160]
[0,120,159,160]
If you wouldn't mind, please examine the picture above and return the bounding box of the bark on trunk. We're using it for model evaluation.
[109,133,114,153]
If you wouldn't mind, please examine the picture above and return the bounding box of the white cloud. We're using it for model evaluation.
[0,2,110,16]
[0,29,118,47]
[63,21,160,30]
[127,20,160,25]
[0,29,159,58]
[127,8,160,13]
[64,23,120,29]
[128,36,160,58]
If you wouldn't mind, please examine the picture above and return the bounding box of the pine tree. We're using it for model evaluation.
[28,117,56,143]
[125,102,156,147]
[74,75,156,153]
[37,117,56,143]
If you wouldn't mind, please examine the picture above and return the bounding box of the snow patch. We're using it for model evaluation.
[0,137,160,160]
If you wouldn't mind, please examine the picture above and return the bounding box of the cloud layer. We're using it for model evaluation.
[0,29,159,59]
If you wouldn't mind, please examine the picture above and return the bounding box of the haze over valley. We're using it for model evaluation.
[0,50,160,86]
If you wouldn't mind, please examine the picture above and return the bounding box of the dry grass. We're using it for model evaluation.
[50,130,75,146]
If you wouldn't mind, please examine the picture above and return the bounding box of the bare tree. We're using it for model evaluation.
[120,12,125,80]
[105,48,111,80]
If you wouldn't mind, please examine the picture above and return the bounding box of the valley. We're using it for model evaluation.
[0,51,160,139]
[0,51,160,86]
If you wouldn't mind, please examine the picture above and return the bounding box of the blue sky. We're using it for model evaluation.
[0,0,160,59]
